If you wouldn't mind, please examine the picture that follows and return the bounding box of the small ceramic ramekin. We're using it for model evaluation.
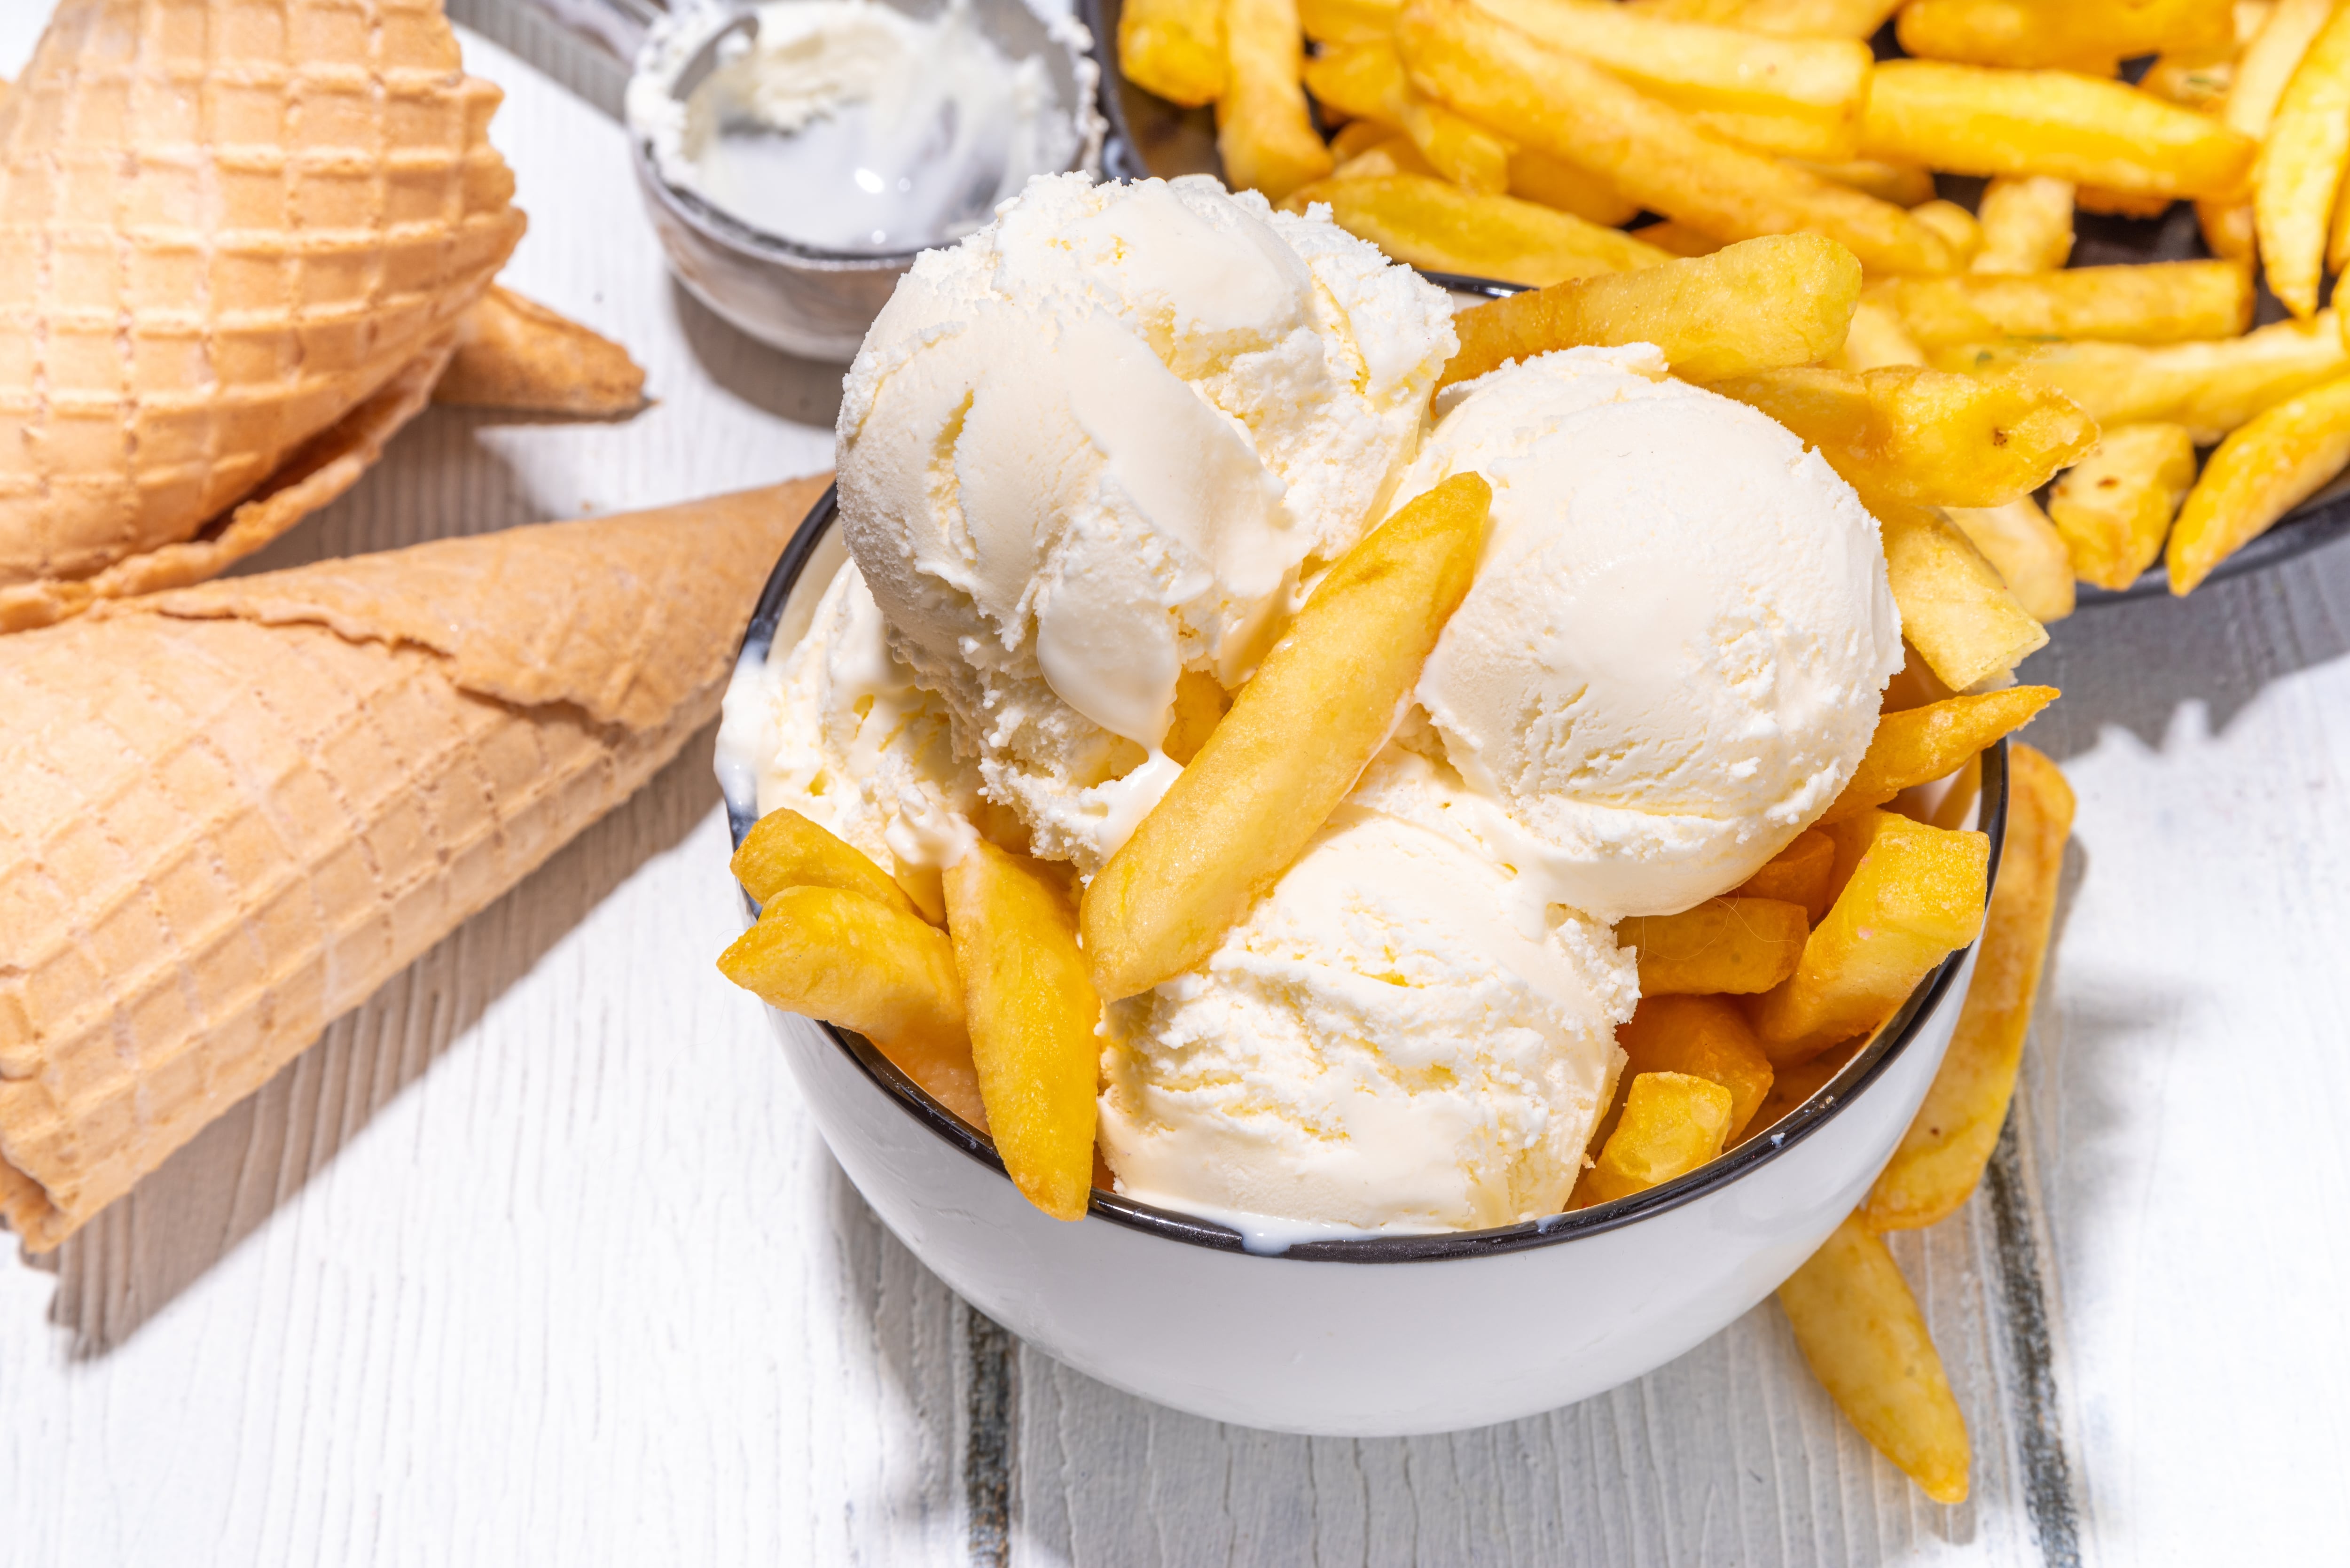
[723,488,2004,1437]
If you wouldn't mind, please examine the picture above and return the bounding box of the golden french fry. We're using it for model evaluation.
[943,841,1103,1222]
[1613,996,1777,1144]
[1120,0,1226,106]
[1622,897,1810,996]
[1630,220,1723,257]
[719,886,984,1127]
[1329,117,1397,162]
[2198,198,2257,260]
[1828,296,1928,371]
[1877,504,2050,691]
[1219,0,1333,200]
[1300,0,1403,42]
[1778,1216,1971,1505]
[1399,0,1957,275]
[1747,809,1990,1066]
[1286,174,1671,285]
[1708,366,2097,509]
[2168,371,2350,593]
[1943,497,2076,623]
[1463,0,1874,161]
[1939,312,2347,443]
[1971,176,2075,275]
[1883,261,2255,349]
[1864,745,2075,1232]
[1508,149,1641,226]
[1896,0,2231,75]
[2229,0,2333,143]
[1332,134,1430,179]
[1736,828,1837,922]
[1440,235,1862,390]
[2140,48,2238,111]
[1823,686,2059,824]
[1790,157,1939,208]
[1624,0,1900,39]
[1582,1072,1735,1205]
[1862,60,2257,198]
[1081,475,1491,999]
[2329,171,2350,279]
[1304,37,1515,193]
[731,807,926,920]
[1908,199,1983,268]
[2048,422,2200,589]
[2254,4,2350,317]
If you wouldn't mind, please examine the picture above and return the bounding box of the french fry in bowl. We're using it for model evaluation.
[1579,1072,1736,1206]
[1864,745,2075,1232]
[1614,997,1777,1146]
[720,886,985,1127]
[2048,422,2200,590]
[1286,175,1672,285]
[1875,504,2049,691]
[732,806,929,919]
[1300,0,1402,43]
[1821,686,2058,824]
[1747,809,1990,1067]
[1828,297,1928,371]
[1080,474,1490,1000]
[944,842,1104,1221]
[2168,372,2350,593]
[1970,176,2075,275]
[1438,235,1862,391]
[2253,3,2350,318]
[1895,0,2231,76]
[1735,828,1837,921]
[1626,0,1900,37]
[1706,366,2097,509]
[1397,0,1958,275]
[1778,1216,1971,1504]
[1120,0,1226,105]
[1861,60,2257,199]
[1620,897,1810,996]
[1884,262,2255,350]
[1943,498,2076,623]
[1219,0,1333,201]
[1301,36,1514,193]
[1507,149,1640,226]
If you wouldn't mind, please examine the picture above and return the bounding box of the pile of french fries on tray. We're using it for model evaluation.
[1119,0,2350,595]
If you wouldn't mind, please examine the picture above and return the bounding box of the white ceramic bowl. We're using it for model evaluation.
[724,488,2005,1437]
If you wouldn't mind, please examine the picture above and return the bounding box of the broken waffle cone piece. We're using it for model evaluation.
[0,476,826,1250]
[434,286,651,416]
[0,0,527,620]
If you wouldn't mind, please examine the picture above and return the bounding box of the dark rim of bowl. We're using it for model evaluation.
[728,485,2011,1263]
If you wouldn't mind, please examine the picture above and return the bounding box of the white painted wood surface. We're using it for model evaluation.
[3,6,2346,1562]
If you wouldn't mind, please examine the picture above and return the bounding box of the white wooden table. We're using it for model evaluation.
[4,6,2346,1562]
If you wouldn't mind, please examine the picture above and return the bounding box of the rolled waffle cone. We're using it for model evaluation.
[0,474,826,1250]
[0,0,527,624]
[434,284,650,417]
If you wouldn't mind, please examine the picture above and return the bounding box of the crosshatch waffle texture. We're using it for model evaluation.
[0,0,525,630]
[0,476,824,1249]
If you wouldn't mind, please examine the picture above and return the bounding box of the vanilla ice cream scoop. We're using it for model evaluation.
[836,172,1456,870]
[1097,749,1637,1233]
[1399,346,1903,921]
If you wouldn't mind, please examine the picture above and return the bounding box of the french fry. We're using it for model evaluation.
[1581,1072,1735,1205]
[1883,261,2255,349]
[1827,296,1928,371]
[2168,371,2350,593]
[1621,897,1811,995]
[1300,0,1403,43]
[1329,117,1397,162]
[1624,0,1900,38]
[1971,176,2075,275]
[943,841,1103,1222]
[1332,134,1432,180]
[1081,475,1490,999]
[1508,149,1641,226]
[1876,504,2050,691]
[1777,1216,1971,1504]
[1881,639,1959,713]
[1706,366,2097,509]
[1630,220,1724,258]
[2198,197,2257,260]
[2140,48,2238,111]
[1303,37,1515,193]
[1896,0,2231,76]
[1822,686,2059,824]
[1863,745,2075,1232]
[1614,997,1777,1144]
[1463,0,1875,162]
[731,807,927,920]
[1790,157,1940,208]
[1735,828,1837,922]
[1861,60,2258,198]
[1219,0,1334,201]
[1747,809,1990,1066]
[1439,235,1863,390]
[1287,175,1672,285]
[1398,0,1958,275]
[1943,497,2076,623]
[2231,0,2334,138]
[719,886,985,1127]
[1909,199,1984,269]
[2329,171,2350,280]
[2253,3,2350,317]
[1938,312,2348,443]
[1120,0,1226,105]
[2048,422,2201,589]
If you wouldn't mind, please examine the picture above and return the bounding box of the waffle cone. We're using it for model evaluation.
[0,475,826,1249]
[434,285,649,417]
[0,0,526,610]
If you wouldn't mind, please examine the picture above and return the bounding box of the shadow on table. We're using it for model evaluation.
[33,721,723,1360]
[670,281,851,431]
